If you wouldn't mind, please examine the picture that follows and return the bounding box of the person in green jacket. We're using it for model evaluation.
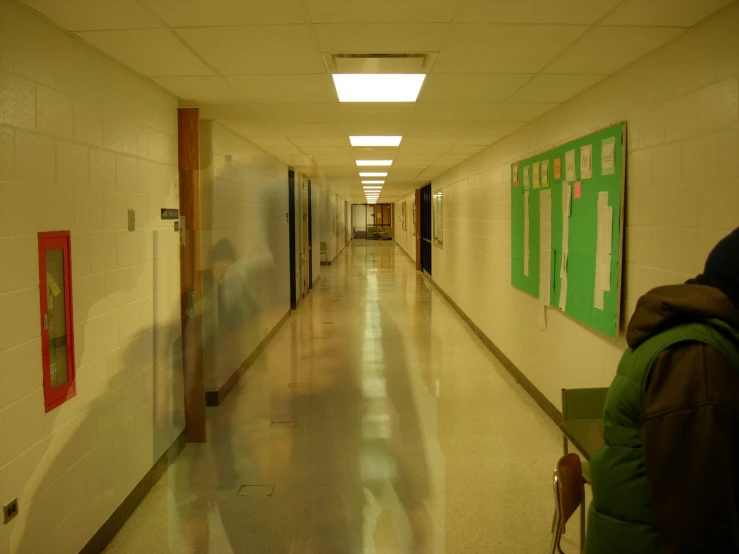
[586,227,739,554]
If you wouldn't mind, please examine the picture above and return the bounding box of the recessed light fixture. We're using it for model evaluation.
[363,187,382,190]
[333,74,426,102]
[359,172,388,177]
[350,136,402,147]
[356,160,393,167]
[362,180,385,184]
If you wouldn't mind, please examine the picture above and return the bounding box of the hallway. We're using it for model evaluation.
[105,242,567,553]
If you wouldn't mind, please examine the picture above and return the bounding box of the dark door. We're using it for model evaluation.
[420,183,432,274]
[288,169,297,310]
[308,179,313,289]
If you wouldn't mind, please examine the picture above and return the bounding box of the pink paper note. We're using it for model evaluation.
[574,181,581,199]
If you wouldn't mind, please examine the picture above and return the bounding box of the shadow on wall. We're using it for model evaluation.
[8,224,186,554]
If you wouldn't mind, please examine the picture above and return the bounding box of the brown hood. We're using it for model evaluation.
[627,282,739,348]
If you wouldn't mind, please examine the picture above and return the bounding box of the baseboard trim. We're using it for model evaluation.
[80,431,186,554]
[205,309,291,406]
[394,240,415,263]
[423,274,562,425]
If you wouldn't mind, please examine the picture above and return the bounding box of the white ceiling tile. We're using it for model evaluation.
[309,154,355,164]
[435,24,588,73]
[314,23,448,53]
[418,74,532,102]
[476,121,527,134]
[342,123,409,135]
[198,105,267,121]
[305,0,459,23]
[492,102,559,121]
[20,0,162,30]
[279,123,346,136]
[546,26,685,74]
[401,136,460,147]
[456,0,620,24]
[299,146,353,155]
[405,121,485,135]
[399,144,450,154]
[457,135,504,145]
[254,103,339,123]
[76,30,214,76]
[291,136,350,147]
[151,76,243,104]
[227,75,336,103]
[142,0,306,26]
[507,74,605,102]
[176,26,325,74]
[351,146,400,158]
[387,168,424,180]
[337,104,416,124]
[601,0,733,27]
[413,102,500,121]
[447,144,487,155]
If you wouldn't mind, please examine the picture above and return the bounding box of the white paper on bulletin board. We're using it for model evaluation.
[539,189,552,306]
[523,190,530,276]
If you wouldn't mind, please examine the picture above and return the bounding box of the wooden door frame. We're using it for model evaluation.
[177,108,206,443]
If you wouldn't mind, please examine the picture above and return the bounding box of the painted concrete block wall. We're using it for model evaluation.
[200,123,290,392]
[431,4,739,410]
[0,1,184,552]
[394,193,417,263]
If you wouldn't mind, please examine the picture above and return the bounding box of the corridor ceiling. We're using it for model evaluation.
[19,0,733,201]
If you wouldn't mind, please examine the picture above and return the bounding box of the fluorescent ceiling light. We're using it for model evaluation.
[333,74,426,102]
[363,187,382,190]
[356,160,393,167]
[350,136,402,147]
[362,180,385,184]
[359,172,388,177]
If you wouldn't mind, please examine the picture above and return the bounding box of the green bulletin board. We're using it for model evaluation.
[511,123,625,338]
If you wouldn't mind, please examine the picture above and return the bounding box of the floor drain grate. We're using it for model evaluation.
[270,420,297,428]
[237,485,274,497]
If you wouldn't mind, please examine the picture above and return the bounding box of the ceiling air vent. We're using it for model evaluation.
[324,53,436,74]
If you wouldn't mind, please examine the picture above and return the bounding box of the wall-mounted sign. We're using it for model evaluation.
[161,208,179,220]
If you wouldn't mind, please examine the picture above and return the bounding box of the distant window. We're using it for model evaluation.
[38,231,76,412]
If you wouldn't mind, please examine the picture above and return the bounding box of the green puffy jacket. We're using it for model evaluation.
[586,319,739,554]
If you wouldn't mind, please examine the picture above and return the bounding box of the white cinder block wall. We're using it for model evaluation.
[0,2,184,553]
[200,123,291,392]
[394,192,417,264]
[431,4,739,410]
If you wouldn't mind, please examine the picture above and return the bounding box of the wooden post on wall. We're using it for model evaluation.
[177,108,206,443]
[415,189,421,270]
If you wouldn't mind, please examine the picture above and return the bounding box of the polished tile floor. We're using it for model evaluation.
[106,241,581,553]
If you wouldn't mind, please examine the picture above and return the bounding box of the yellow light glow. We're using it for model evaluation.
[350,136,402,147]
[333,74,426,102]
[356,160,393,167]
